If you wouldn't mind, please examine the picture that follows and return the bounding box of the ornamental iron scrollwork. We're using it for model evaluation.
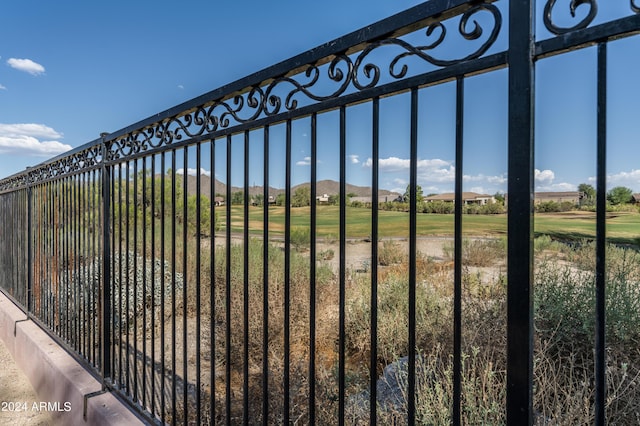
[353,3,502,90]
[632,0,640,13]
[544,0,598,35]
[108,3,501,161]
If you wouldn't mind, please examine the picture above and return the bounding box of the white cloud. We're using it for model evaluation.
[0,123,70,156]
[0,84,6,90]
[0,123,62,139]
[588,169,640,191]
[533,168,577,191]
[349,154,359,164]
[366,156,510,194]
[364,157,455,181]
[176,167,211,177]
[534,169,555,183]
[177,84,184,90]
[296,156,312,166]
[7,58,45,76]
[536,182,577,192]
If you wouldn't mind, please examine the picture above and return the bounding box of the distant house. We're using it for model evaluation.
[268,195,277,205]
[214,196,225,206]
[316,193,330,204]
[350,193,401,204]
[424,192,496,205]
[632,193,640,204]
[534,191,584,205]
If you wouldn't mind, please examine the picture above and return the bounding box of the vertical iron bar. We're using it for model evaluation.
[453,76,464,426]
[370,97,380,426]
[142,158,147,409]
[141,157,148,408]
[82,173,87,359]
[66,176,71,342]
[595,41,607,426]
[309,113,317,425]
[196,143,202,426]
[262,127,270,426]
[74,175,79,351]
[93,169,98,366]
[243,130,250,426]
[284,119,292,425]
[225,134,232,426]
[111,166,116,379]
[26,177,32,314]
[408,88,418,425]
[338,106,346,425]
[87,173,92,364]
[102,142,112,380]
[150,154,156,419]
[133,160,139,403]
[507,0,535,424]
[118,164,124,388]
[160,152,167,422]
[209,139,217,425]
[171,153,177,426]
[125,162,131,396]
[182,147,189,423]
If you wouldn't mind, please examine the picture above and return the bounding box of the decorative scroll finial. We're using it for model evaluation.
[632,0,640,13]
[544,0,598,35]
[107,3,502,161]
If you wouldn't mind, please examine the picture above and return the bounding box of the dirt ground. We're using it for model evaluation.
[0,339,52,426]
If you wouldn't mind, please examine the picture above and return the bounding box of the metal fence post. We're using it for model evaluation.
[100,134,111,380]
[26,169,33,313]
[507,0,535,424]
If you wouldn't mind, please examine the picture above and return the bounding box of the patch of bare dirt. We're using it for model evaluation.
[0,339,53,426]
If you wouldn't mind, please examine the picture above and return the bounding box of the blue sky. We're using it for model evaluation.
[1,1,639,195]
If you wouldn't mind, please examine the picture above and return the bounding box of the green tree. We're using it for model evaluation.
[403,184,423,203]
[231,190,244,205]
[275,193,286,206]
[578,183,596,200]
[292,186,311,207]
[493,191,505,203]
[607,186,633,205]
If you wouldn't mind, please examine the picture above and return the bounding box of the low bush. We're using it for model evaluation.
[442,238,506,267]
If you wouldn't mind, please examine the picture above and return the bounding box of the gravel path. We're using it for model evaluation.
[0,338,52,426]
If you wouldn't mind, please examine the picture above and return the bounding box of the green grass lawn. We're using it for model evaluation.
[215,206,639,245]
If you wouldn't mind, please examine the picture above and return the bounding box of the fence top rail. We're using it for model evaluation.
[0,0,497,191]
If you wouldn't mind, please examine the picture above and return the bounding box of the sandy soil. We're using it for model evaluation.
[0,339,52,426]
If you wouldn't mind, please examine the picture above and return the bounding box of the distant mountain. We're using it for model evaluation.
[293,180,400,198]
[185,175,282,198]
[183,176,399,200]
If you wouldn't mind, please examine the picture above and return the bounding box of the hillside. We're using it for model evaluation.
[184,176,400,199]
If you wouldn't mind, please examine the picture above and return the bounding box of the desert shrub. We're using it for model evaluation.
[534,234,567,256]
[319,248,334,261]
[290,227,310,252]
[374,346,506,425]
[378,240,405,266]
[346,269,451,364]
[535,248,640,351]
[421,201,454,214]
[535,201,576,212]
[479,202,505,214]
[442,238,506,267]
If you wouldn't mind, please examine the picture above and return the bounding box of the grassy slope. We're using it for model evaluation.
[216,206,639,244]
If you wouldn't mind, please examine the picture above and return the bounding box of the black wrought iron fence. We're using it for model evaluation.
[0,1,639,424]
